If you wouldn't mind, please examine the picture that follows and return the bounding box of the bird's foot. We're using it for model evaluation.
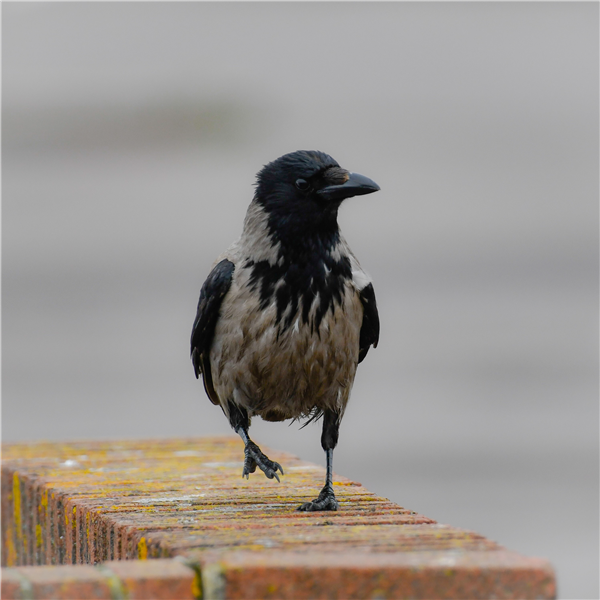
[243,441,284,482]
[297,484,339,512]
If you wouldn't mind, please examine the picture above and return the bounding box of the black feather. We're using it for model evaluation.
[246,250,352,334]
[255,151,343,246]
[190,259,235,403]
[245,151,357,335]
[358,283,379,363]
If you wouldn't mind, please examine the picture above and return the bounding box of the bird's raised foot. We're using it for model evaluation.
[297,484,339,512]
[243,440,284,482]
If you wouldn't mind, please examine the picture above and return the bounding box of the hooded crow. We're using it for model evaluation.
[191,150,380,511]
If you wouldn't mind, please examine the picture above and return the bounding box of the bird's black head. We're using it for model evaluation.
[254,150,380,239]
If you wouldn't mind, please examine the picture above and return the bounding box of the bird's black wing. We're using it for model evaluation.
[191,259,235,404]
[358,283,380,363]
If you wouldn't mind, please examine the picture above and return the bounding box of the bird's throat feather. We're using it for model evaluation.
[245,235,352,334]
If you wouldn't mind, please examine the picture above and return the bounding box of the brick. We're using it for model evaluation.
[1,437,556,599]
[1,568,25,599]
[104,558,197,599]
[64,498,77,565]
[78,504,92,565]
[22,473,33,565]
[10,564,112,599]
[1,560,198,600]
[32,480,45,565]
[201,549,556,600]
[13,471,25,567]
[1,466,17,567]
[48,492,57,565]
[38,486,49,567]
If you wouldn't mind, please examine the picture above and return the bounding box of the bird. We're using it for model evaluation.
[191,150,380,511]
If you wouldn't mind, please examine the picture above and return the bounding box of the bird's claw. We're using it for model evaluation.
[242,456,257,478]
[243,441,284,482]
[297,484,339,512]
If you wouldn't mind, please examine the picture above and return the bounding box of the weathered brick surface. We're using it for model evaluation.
[201,550,556,600]
[10,564,111,599]
[1,437,556,599]
[1,559,197,599]
[105,558,197,599]
[1,568,24,600]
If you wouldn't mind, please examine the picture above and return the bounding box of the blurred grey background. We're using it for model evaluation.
[2,2,598,598]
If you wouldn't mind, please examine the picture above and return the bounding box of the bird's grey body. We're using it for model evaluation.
[191,150,380,511]
[210,202,368,424]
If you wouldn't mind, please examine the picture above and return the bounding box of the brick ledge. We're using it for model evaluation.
[1,437,556,599]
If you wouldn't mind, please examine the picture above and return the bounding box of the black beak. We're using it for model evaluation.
[316,172,380,202]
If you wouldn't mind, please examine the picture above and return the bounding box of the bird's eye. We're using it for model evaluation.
[295,179,310,191]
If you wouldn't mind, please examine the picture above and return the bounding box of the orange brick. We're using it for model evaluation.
[1,437,557,599]
[202,549,556,600]
[104,558,197,599]
[1,568,25,600]
[1,560,198,600]
[10,564,112,599]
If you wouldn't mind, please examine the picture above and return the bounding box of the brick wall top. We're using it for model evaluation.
[2,436,556,599]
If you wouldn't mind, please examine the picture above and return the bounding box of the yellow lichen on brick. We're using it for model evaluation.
[138,536,148,560]
[0,436,556,599]
[192,569,202,599]
[12,473,22,547]
[4,522,17,566]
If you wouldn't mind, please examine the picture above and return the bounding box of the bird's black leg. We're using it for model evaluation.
[297,409,340,511]
[227,401,284,482]
[237,428,284,482]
